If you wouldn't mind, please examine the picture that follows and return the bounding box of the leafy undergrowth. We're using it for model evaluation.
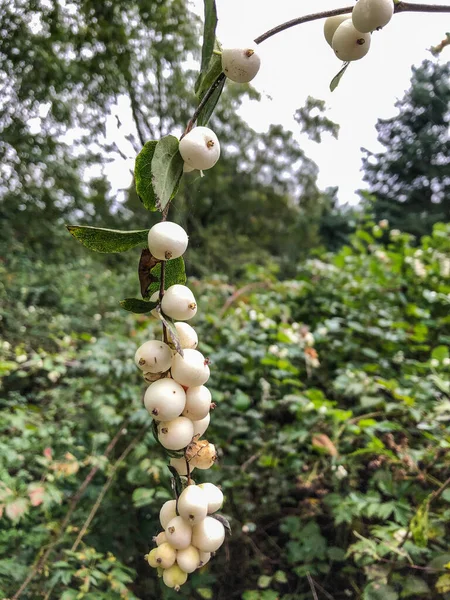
[1,222,449,599]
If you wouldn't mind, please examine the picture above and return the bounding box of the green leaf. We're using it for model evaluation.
[197,74,226,127]
[132,487,155,508]
[432,345,449,362]
[67,225,148,253]
[363,583,398,600]
[200,0,218,79]
[154,306,184,357]
[400,576,430,597]
[151,135,184,212]
[147,258,187,297]
[119,298,157,314]
[196,49,223,100]
[257,575,272,589]
[330,62,350,92]
[135,140,158,211]
[274,570,288,583]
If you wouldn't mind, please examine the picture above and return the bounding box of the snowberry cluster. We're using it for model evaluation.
[324,0,394,61]
[146,482,224,590]
[135,220,225,590]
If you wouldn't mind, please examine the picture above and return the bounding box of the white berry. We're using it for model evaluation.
[198,483,223,513]
[182,386,211,420]
[323,14,351,46]
[192,516,225,552]
[169,456,195,476]
[154,531,167,546]
[332,20,371,61]
[177,484,208,524]
[171,349,210,388]
[192,413,210,438]
[174,322,198,349]
[161,285,197,321]
[165,515,192,550]
[162,564,188,590]
[176,545,201,573]
[144,378,186,421]
[154,542,177,568]
[221,46,261,83]
[160,499,177,529]
[352,0,394,32]
[198,550,211,567]
[148,221,188,261]
[158,417,194,450]
[135,340,172,374]
[147,548,159,568]
[179,127,220,171]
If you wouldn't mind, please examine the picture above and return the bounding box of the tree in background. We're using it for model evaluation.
[362,59,450,237]
[0,0,198,252]
[0,0,345,272]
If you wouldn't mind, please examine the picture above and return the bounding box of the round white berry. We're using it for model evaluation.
[192,516,225,552]
[148,221,188,261]
[154,531,167,546]
[147,548,159,568]
[182,386,211,420]
[158,417,194,450]
[154,542,177,568]
[221,46,261,83]
[192,413,210,438]
[165,515,192,550]
[198,483,223,513]
[332,20,371,61]
[352,0,394,33]
[135,340,172,374]
[177,484,208,525]
[162,564,188,590]
[176,545,201,574]
[169,456,195,476]
[171,349,210,388]
[160,499,177,529]
[323,14,351,47]
[174,322,198,350]
[144,378,186,421]
[183,162,195,173]
[198,550,211,567]
[161,285,197,321]
[179,127,220,171]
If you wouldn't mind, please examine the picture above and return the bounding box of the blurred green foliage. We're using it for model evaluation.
[1,221,449,599]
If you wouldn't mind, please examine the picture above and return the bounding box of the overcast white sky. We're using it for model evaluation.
[104,1,449,206]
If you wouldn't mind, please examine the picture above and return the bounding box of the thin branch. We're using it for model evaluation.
[307,572,319,600]
[254,3,450,44]
[11,420,129,600]
[254,7,353,44]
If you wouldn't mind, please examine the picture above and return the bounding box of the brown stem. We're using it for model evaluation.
[254,3,450,44]
[307,572,319,600]
[11,420,130,600]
